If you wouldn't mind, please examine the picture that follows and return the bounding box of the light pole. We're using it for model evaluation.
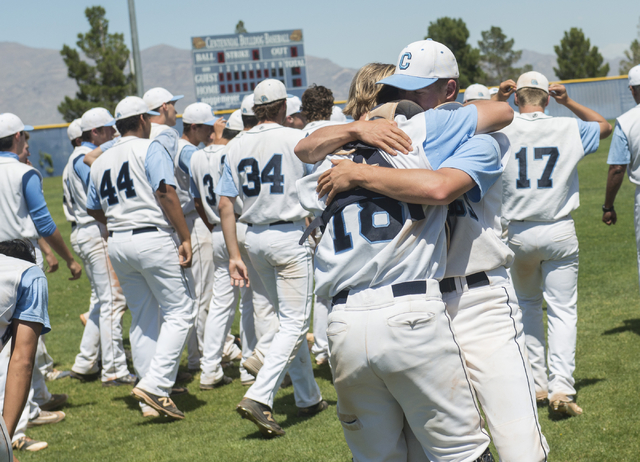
[128,0,144,97]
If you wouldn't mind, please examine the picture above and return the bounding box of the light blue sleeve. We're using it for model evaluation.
[607,122,631,165]
[22,171,57,237]
[190,177,201,198]
[86,178,101,210]
[423,105,478,169]
[73,155,91,189]
[154,128,179,159]
[99,139,116,152]
[214,157,239,197]
[304,163,314,176]
[577,119,600,155]
[439,134,503,203]
[14,266,50,335]
[178,145,197,175]
[144,141,176,191]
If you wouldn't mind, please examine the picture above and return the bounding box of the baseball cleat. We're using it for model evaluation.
[474,447,495,462]
[243,352,263,378]
[241,378,256,387]
[45,369,71,381]
[199,375,233,390]
[27,410,65,428]
[39,393,68,411]
[12,436,48,452]
[79,311,88,326]
[102,373,137,387]
[315,355,329,366]
[170,386,188,396]
[131,387,185,420]
[70,370,100,382]
[550,395,583,416]
[536,391,549,406]
[297,399,328,418]
[236,398,285,438]
[142,407,160,418]
[176,371,193,383]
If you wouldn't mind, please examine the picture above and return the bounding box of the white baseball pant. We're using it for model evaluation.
[328,281,490,462]
[442,267,549,461]
[108,229,195,397]
[185,213,215,370]
[243,222,321,409]
[508,217,579,400]
[70,222,130,381]
[311,295,330,361]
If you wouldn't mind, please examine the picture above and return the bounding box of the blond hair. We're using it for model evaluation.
[515,88,548,108]
[343,63,397,120]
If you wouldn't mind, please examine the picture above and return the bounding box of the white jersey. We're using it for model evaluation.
[89,136,171,232]
[0,157,41,242]
[617,105,640,184]
[63,145,95,226]
[303,120,343,136]
[445,132,514,277]
[190,144,227,225]
[0,254,37,351]
[501,112,595,221]
[296,115,447,299]
[61,163,76,224]
[224,124,309,225]
[175,139,196,215]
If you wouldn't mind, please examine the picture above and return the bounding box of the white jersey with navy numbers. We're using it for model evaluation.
[224,124,308,225]
[61,163,76,224]
[175,139,196,215]
[0,157,41,242]
[89,136,171,232]
[63,145,94,226]
[501,112,599,221]
[190,144,226,225]
[617,105,640,184]
[0,254,37,351]
[445,132,514,277]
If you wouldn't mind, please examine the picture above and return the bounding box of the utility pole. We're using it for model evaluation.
[128,0,144,97]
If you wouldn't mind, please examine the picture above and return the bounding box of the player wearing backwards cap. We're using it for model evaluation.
[86,96,195,419]
[295,39,536,461]
[498,71,611,417]
[463,83,491,103]
[602,65,640,283]
[63,108,134,388]
[190,109,256,388]
[0,239,51,457]
[216,79,326,437]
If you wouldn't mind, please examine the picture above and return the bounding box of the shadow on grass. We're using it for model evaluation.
[575,377,605,392]
[113,394,142,412]
[602,319,640,337]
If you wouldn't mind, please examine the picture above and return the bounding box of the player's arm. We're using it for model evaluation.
[218,195,249,287]
[294,119,413,163]
[83,139,116,167]
[549,84,612,138]
[37,238,58,273]
[603,165,626,225]
[194,198,215,232]
[23,171,81,279]
[491,79,517,102]
[466,100,514,134]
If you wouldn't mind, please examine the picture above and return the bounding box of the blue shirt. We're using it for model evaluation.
[178,144,197,175]
[577,119,600,155]
[607,122,631,165]
[86,140,176,210]
[14,266,51,335]
[216,157,240,198]
[72,142,95,189]
[0,152,57,237]
[191,177,201,198]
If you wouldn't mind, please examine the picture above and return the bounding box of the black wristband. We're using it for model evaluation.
[602,205,615,213]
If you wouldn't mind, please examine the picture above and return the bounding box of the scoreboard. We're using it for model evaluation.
[191,29,308,111]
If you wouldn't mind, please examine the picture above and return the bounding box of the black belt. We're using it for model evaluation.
[108,226,158,237]
[246,220,293,227]
[71,222,77,229]
[332,280,427,306]
[439,271,489,294]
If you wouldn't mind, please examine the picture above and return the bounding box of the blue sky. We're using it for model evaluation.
[3,0,639,68]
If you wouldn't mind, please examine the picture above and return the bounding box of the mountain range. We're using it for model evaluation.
[0,42,625,126]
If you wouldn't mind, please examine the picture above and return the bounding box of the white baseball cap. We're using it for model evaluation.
[114,96,160,121]
[378,39,459,91]
[80,107,116,131]
[489,87,499,95]
[286,96,302,116]
[241,94,255,115]
[463,84,491,102]
[330,106,347,123]
[182,102,217,125]
[629,64,640,86]
[0,113,33,139]
[142,87,184,111]
[67,118,83,140]
[227,110,244,131]
[516,71,549,94]
[254,79,293,105]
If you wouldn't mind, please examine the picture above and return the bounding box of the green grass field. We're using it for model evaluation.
[16,131,640,461]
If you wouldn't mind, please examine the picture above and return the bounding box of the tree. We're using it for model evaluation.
[478,26,527,86]
[619,39,640,75]
[553,28,609,80]
[58,6,135,122]
[426,17,482,88]
[235,21,247,34]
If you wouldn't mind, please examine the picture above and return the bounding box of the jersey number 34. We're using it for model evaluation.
[515,147,559,189]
